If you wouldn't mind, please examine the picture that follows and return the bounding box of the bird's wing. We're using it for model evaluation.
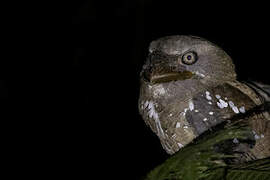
[244,81,270,102]
[144,108,270,180]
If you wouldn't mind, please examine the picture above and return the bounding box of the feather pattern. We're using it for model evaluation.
[144,104,270,180]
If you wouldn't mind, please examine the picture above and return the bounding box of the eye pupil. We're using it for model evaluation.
[187,55,192,60]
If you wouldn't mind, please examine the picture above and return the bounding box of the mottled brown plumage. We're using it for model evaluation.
[138,35,270,162]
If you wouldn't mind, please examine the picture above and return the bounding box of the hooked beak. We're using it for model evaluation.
[143,64,193,84]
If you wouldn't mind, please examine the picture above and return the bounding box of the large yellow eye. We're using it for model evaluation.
[181,51,197,65]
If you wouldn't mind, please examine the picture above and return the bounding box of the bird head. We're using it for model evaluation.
[141,35,236,85]
[139,36,237,154]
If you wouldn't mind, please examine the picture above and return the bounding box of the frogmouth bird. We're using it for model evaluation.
[138,35,270,179]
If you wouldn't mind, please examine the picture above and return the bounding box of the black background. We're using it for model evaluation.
[2,1,270,179]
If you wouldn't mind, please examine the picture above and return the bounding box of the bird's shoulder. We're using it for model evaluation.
[244,80,270,103]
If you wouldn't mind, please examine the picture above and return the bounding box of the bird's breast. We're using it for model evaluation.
[139,80,264,154]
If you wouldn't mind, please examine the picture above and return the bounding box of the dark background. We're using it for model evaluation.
[2,1,270,179]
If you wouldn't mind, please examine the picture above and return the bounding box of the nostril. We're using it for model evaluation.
[170,65,178,72]
[175,64,187,72]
